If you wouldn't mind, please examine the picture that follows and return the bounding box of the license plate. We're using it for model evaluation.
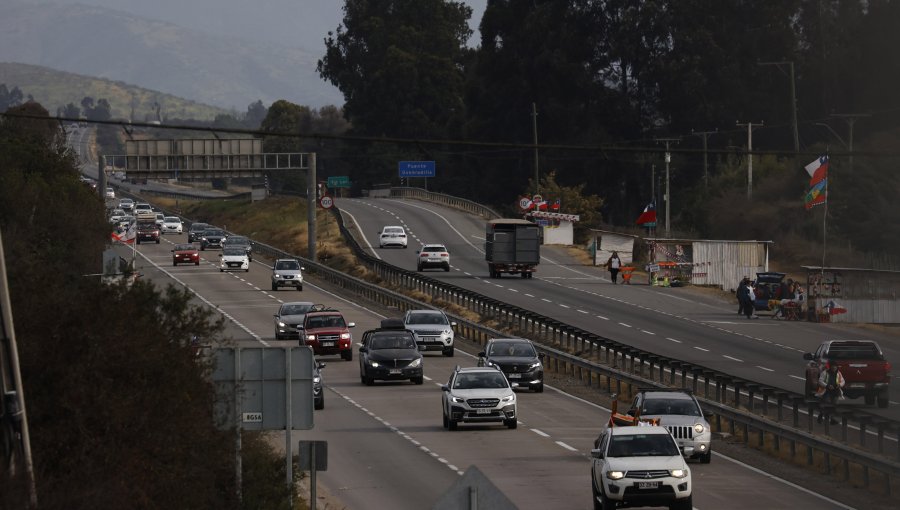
[637,482,659,489]
[849,383,866,388]
[476,408,491,414]
[320,341,334,347]
[507,373,522,379]
[389,369,402,375]
[849,364,867,368]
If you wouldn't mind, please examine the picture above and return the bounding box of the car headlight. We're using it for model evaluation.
[277,322,286,327]
[370,361,381,368]
[450,396,465,404]
[275,273,282,278]
[340,333,351,340]
[529,361,542,370]
[313,376,321,384]
[408,358,421,368]
[500,394,515,404]
[606,471,625,480]
[306,334,316,341]
[669,469,688,478]
[443,329,453,336]
[694,423,705,434]
[201,237,207,241]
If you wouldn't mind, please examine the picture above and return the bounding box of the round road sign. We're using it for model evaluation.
[319,196,334,209]
[519,197,533,210]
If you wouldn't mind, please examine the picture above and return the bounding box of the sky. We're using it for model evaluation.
[21,0,489,52]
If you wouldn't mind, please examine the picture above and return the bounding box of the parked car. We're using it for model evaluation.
[298,309,355,360]
[199,228,227,250]
[271,258,304,291]
[416,243,450,272]
[172,244,200,266]
[273,301,318,340]
[402,309,456,356]
[187,222,210,243]
[752,271,786,311]
[441,365,517,430]
[477,338,544,392]
[218,247,249,272]
[358,327,423,385]
[627,389,712,463]
[222,235,253,261]
[803,339,892,407]
[161,216,183,235]
[591,425,693,510]
[378,225,408,248]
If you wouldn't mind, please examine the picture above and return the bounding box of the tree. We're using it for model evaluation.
[62,102,81,119]
[0,84,25,112]
[245,100,268,129]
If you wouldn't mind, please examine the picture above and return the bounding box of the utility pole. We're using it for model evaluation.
[758,61,798,153]
[691,129,717,190]
[531,102,539,194]
[736,121,763,199]
[655,138,680,238]
[830,113,870,172]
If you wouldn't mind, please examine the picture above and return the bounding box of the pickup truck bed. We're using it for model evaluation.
[804,340,892,408]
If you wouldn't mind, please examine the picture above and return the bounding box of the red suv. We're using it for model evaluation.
[299,310,356,361]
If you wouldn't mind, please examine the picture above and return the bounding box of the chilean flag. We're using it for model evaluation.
[635,203,657,226]
[536,200,548,211]
[804,155,828,210]
[551,199,560,211]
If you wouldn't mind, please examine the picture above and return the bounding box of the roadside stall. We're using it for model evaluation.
[531,211,580,245]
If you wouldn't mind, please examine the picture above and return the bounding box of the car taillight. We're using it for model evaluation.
[420,253,428,257]
[441,253,448,256]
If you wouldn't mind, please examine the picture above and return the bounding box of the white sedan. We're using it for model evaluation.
[161,216,183,234]
[378,226,408,248]
[219,248,250,272]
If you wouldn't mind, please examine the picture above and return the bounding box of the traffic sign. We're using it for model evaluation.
[319,196,334,209]
[399,161,436,178]
[327,176,350,188]
[518,197,533,210]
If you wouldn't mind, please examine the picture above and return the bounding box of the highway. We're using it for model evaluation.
[335,197,900,421]
[119,232,860,510]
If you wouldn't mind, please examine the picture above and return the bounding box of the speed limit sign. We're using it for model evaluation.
[319,196,334,209]
[518,197,533,210]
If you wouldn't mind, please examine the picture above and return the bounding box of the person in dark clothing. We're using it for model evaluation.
[817,363,845,424]
[606,251,623,284]
[736,277,750,315]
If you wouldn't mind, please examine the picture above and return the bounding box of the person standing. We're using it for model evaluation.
[737,277,749,315]
[745,282,759,319]
[817,363,845,424]
[606,251,623,284]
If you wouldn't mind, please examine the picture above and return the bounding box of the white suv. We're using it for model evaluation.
[378,226,408,248]
[416,243,450,271]
[403,309,456,356]
[591,425,693,510]
[441,366,517,430]
[628,389,712,463]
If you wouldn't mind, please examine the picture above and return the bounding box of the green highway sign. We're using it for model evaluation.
[327,176,350,188]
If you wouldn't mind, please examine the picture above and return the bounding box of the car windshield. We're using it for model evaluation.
[489,341,535,357]
[135,204,151,210]
[227,237,249,245]
[407,313,448,325]
[204,229,225,236]
[222,248,245,256]
[305,315,345,329]
[607,433,680,457]
[642,398,701,416]
[370,335,416,350]
[276,261,300,271]
[453,372,509,390]
[164,217,180,223]
[174,244,194,251]
[191,223,209,231]
[281,304,312,316]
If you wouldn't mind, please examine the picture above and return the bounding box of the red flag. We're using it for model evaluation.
[635,203,657,225]
[536,200,548,211]
[551,199,560,211]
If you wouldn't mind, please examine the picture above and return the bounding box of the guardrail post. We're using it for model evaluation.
[732,381,742,408]
[807,401,816,433]
[791,397,802,428]
[858,416,869,447]
[761,388,771,416]
[746,384,758,412]
[840,412,851,442]
[775,391,787,422]
[824,452,831,475]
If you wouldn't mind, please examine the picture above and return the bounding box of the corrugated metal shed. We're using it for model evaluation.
[802,266,900,324]
[647,239,773,291]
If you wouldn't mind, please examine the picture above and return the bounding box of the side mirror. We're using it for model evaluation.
[348,322,356,328]
[416,251,421,255]
[359,347,368,353]
[440,384,450,392]
[682,446,695,458]
[450,321,457,327]
[538,353,545,360]
[590,448,604,459]
[316,362,326,369]
[510,382,519,388]
[273,314,278,318]
[803,352,814,361]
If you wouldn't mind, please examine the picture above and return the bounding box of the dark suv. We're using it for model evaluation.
[199,228,226,250]
[477,338,544,392]
[187,222,210,243]
[299,310,355,361]
[359,328,423,385]
[223,235,253,261]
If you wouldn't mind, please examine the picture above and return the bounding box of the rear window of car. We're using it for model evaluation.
[384,227,404,234]
[422,246,446,252]
[174,244,194,251]
[828,343,883,360]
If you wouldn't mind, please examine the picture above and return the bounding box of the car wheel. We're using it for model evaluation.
[700,450,712,464]
[448,418,458,431]
[444,264,450,272]
[412,376,423,385]
[442,411,449,429]
[173,261,177,267]
[878,390,890,408]
[364,373,374,386]
[200,245,205,251]
[534,383,544,393]
[297,285,303,291]
[342,350,353,361]
[599,486,615,510]
[314,395,324,410]
[194,261,199,266]
[443,346,454,357]
[219,268,224,272]
[156,239,160,244]
[865,393,875,405]
[505,419,518,429]
[417,265,422,272]
[271,283,278,291]
[669,495,692,510]
[245,268,249,273]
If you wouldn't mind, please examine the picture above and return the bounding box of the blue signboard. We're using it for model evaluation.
[399,161,436,178]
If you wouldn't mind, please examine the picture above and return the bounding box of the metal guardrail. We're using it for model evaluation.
[126,185,900,494]
[388,187,501,219]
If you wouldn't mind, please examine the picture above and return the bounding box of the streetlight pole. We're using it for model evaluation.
[736,121,763,199]
[531,102,539,194]
[830,113,870,172]
[758,61,798,153]
[655,138,680,237]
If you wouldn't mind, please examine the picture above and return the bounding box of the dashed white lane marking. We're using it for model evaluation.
[723,355,743,362]
[789,375,806,381]
[693,346,710,352]
[531,429,550,438]
[555,441,577,452]
[559,304,570,309]
[525,293,535,298]
[541,298,552,303]
[577,309,589,314]
[757,365,775,372]
[640,330,655,335]
[618,322,632,328]
[667,337,682,343]
[509,288,519,293]
[596,315,609,320]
